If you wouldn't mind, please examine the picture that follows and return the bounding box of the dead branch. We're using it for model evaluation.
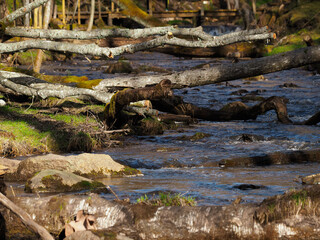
[4,26,270,41]
[0,0,49,25]
[0,192,54,240]
[0,71,112,103]
[104,79,173,127]
[152,96,292,124]
[0,31,274,57]
[95,45,320,89]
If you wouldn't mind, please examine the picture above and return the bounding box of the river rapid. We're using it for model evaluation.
[39,51,320,206]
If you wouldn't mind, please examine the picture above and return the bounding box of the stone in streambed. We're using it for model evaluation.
[301,173,320,185]
[10,153,141,181]
[25,169,106,193]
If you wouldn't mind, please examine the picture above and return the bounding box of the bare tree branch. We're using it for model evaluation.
[0,0,49,25]
[4,26,270,41]
[0,71,112,103]
[0,31,274,57]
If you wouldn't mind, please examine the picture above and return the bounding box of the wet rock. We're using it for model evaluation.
[240,94,265,102]
[230,89,248,96]
[0,157,19,174]
[232,184,266,190]
[231,134,265,142]
[300,173,320,185]
[279,82,300,88]
[243,75,265,81]
[64,230,101,240]
[25,169,106,193]
[9,153,141,181]
[176,132,211,141]
[104,61,133,74]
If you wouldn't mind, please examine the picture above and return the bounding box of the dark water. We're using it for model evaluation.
[39,53,320,205]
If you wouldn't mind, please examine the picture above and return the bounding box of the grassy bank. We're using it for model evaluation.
[0,100,118,157]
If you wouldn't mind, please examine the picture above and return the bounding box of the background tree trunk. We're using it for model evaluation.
[33,0,52,73]
[86,0,95,31]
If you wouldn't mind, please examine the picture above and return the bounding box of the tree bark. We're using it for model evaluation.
[0,0,49,26]
[104,79,172,127]
[0,70,113,103]
[5,26,269,41]
[95,45,320,90]
[0,192,54,240]
[0,31,274,58]
[152,95,292,124]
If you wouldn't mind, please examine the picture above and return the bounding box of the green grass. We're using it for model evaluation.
[136,192,196,206]
[0,120,51,149]
[48,113,96,127]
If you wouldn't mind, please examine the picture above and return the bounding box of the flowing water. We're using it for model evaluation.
[32,52,320,205]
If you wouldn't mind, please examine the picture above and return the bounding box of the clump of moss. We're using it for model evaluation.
[111,166,142,176]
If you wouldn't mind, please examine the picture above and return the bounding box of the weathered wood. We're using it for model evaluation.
[0,70,113,103]
[152,96,291,123]
[0,31,273,58]
[0,193,54,240]
[0,0,49,26]
[95,45,320,90]
[104,79,172,127]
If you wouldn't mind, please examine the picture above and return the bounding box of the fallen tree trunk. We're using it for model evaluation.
[95,45,320,89]
[0,32,274,57]
[10,187,320,239]
[104,79,172,127]
[151,95,292,124]
[4,26,269,41]
[0,71,113,103]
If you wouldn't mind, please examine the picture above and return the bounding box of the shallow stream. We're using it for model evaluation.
[24,52,320,205]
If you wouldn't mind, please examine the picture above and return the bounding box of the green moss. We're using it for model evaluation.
[117,0,166,27]
[111,166,142,176]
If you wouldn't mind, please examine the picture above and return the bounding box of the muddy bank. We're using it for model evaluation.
[3,184,320,239]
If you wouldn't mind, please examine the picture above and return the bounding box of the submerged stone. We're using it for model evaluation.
[301,173,320,185]
[25,169,106,193]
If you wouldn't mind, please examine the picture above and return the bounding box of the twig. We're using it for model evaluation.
[106,185,119,200]
[10,185,16,197]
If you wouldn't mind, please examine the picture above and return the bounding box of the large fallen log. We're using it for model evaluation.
[95,45,320,90]
[9,186,320,239]
[5,26,271,42]
[151,95,292,124]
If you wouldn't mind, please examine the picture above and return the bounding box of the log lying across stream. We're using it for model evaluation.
[4,183,320,239]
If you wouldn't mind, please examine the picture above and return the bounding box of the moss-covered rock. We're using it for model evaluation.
[25,169,106,193]
[11,153,141,181]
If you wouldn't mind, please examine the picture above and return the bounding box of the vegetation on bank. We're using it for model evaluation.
[136,192,197,206]
[0,101,108,157]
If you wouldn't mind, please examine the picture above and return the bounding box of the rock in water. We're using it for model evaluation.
[25,169,106,193]
[11,153,141,181]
